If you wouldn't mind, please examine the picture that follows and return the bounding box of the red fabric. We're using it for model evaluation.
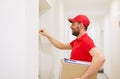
[70,33,95,62]
[68,14,90,27]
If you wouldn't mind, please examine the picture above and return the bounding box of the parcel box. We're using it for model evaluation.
[60,58,97,79]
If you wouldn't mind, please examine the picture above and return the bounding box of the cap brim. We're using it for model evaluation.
[68,18,77,23]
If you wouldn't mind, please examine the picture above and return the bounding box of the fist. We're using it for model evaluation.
[39,29,48,37]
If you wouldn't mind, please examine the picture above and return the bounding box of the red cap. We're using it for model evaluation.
[68,14,90,27]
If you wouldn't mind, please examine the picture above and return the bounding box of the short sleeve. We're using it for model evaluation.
[83,39,96,52]
[70,39,76,47]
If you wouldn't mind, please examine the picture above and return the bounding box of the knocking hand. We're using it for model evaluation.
[39,29,49,37]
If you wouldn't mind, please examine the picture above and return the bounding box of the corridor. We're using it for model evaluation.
[39,0,120,79]
[0,0,120,79]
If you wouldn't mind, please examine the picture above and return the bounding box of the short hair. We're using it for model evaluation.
[84,26,88,31]
[79,22,88,31]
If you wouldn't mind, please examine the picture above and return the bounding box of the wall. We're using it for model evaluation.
[39,0,70,79]
[26,0,39,79]
[39,0,55,79]
[103,15,112,78]
[110,0,120,79]
[53,1,70,79]
[103,0,120,79]
[0,0,39,79]
[0,0,26,79]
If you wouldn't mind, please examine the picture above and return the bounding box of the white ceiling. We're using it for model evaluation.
[63,0,112,17]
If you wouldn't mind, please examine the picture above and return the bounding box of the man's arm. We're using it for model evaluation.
[39,29,72,50]
[75,48,105,79]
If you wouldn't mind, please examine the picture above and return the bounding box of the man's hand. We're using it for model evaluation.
[39,29,72,50]
[39,29,49,37]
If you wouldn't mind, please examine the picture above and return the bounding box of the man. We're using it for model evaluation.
[39,14,105,79]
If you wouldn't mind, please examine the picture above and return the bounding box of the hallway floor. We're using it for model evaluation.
[97,73,108,79]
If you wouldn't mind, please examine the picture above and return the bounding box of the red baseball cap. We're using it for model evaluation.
[68,14,90,27]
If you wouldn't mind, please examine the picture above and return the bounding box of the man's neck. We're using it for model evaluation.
[77,32,86,38]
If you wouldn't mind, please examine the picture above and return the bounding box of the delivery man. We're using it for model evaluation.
[39,14,105,79]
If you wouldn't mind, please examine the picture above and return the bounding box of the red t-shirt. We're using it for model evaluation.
[70,33,95,62]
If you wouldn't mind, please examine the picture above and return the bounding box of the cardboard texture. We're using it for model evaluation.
[60,59,97,79]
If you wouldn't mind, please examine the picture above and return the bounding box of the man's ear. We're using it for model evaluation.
[78,24,81,29]
[78,23,83,29]
[80,23,84,29]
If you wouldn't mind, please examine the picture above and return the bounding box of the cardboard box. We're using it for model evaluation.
[59,58,97,79]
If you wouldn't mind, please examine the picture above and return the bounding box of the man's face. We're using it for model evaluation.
[70,22,80,37]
